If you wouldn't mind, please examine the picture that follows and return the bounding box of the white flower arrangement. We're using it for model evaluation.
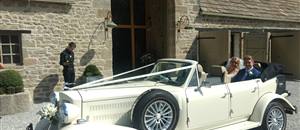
[37,103,57,121]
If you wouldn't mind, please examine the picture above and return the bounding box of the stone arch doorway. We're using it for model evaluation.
[111,0,175,74]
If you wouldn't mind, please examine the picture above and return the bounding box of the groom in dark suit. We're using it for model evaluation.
[232,55,261,82]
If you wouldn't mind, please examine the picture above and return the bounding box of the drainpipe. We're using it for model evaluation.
[197,32,200,62]
[240,32,244,58]
[267,32,272,62]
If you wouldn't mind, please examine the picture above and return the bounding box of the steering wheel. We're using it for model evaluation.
[159,74,172,82]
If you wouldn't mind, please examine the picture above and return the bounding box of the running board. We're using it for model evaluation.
[214,121,260,130]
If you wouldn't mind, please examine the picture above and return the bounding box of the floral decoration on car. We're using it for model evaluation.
[37,103,58,121]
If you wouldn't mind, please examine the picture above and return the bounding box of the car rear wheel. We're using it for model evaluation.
[132,90,179,130]
[261,102,287,130]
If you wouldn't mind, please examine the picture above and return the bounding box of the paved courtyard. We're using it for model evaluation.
[0,81,299,130]
[285,80,300,130]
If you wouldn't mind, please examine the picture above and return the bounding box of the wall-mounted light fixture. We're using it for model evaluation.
[176,15,190,33]
[104,11,117,40]
[104,11,117,30]
[88,11,117,48]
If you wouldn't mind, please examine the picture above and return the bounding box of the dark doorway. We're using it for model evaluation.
[111,0,146,75]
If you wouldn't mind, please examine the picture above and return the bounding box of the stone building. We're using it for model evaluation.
[0,0,299,100]
[177,0,300,79]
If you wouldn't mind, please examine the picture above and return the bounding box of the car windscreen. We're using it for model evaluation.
[146,61,191,86]
[72,61,193,89]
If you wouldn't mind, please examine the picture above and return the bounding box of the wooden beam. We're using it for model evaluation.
[0,30,31,34]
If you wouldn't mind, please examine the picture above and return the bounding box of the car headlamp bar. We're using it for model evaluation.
[72,65,193,90]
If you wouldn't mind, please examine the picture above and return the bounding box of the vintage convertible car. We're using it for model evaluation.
[53,58,296,130]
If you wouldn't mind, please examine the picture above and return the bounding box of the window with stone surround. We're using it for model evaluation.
[0,32,22,64]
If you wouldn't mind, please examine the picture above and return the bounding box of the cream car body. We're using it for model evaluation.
[56,59,296,130]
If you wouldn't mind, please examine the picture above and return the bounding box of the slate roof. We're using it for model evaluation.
[199,0,300,23]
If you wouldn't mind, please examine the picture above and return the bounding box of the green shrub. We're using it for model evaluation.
[0,70,24,94]
[0,87,5,95]
[83,64,103,77]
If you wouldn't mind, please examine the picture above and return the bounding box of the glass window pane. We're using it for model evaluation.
[3,55,11,64]
[112,28,132,74]
[13,55,20,64]
[111,0,131,25]
[11,35,19,44]
[135,29,146,67]
[134,0,145,25]
[189,71,199,87]
[12,45,20,53]
[2,45,11,54]
[1,35,9,43]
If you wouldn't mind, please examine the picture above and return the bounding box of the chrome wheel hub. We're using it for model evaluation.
[267,108,284,130]
[144,100,173,130]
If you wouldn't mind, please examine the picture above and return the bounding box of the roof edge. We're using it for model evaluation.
[201,12,300,23]
[191,26,300,32]
[186,23,300,32]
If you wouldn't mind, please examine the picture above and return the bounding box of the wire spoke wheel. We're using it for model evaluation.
[132,90,179,130]
[144,100,173,130]
[260,102,287,130]
[267,108,284,130]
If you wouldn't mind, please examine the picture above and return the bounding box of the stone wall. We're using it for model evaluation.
[0,0,113,101]
[175,0,201,60]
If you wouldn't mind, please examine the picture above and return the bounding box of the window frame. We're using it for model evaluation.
[0,32,23,65]
[188,69,199,87]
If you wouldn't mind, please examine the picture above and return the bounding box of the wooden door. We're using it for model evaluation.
[112,0,146,74]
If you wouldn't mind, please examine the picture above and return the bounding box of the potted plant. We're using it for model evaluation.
[82,64,103,82]
[0,69,31,116]
[0,70,24,94]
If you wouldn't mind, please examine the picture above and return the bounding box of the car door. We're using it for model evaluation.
[227,79,260,119]
[185,71,230,129]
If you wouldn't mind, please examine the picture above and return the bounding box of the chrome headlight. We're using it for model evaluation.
[59,101,80,124]
[49,92,59,105]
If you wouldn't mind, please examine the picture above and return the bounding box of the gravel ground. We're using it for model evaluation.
[0,102,48,130]
[0,81,299,130]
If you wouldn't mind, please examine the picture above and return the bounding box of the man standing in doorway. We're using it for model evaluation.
[60,42,76,89]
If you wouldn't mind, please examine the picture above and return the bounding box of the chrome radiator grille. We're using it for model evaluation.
[82,98,136,125]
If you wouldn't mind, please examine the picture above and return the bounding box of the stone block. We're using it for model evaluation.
[96,9,110,18]
[175,0,184,5]
[93,0,111,9]
[193,5,200,12]
[31,0,74,4]
[0,91,32,116]
[24,58,38,66]
[176,6,188,14]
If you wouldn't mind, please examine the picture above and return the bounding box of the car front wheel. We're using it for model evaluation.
[261,102,287,130]
[132,90,179,130]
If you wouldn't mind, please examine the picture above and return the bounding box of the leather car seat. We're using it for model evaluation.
[209,65,230,83]
[197,64,207,83]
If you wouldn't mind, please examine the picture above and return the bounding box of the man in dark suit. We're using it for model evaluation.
[60,42,76,89]
[232,55,261,82]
